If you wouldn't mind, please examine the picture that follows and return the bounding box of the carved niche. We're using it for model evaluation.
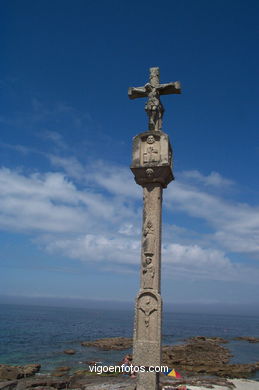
[142,135,160,164]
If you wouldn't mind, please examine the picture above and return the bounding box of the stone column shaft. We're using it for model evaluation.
[141,183,162,293]
[130,130,174,390]
[133,183,163,390]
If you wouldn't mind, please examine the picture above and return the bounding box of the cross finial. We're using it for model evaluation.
[128,67,181,131]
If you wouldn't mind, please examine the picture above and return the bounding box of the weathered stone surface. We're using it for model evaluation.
[63,349,76,355]
[133,290,162,367]
[81,337,132,350]
[0,364,41,381]
[131,131,174,188]
[128,67,181,132]
[234,336,259,343]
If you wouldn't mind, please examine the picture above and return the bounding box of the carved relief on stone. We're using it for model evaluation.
[143,135,160,164]
[137,292,158,340]
[128,67,181,133]
[142,256,155,289]
[143,220,155,256]
[146,168,154,177]
[144,84,164,131]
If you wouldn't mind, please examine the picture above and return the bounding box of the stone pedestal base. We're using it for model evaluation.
[133,290,162,390]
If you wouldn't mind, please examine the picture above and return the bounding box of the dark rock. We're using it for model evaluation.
[51,367,70,377]
[53,367,70,372]
[234,336,259,343]
[0,381,18,390]
[162,338,232,368]
[0,364,41,381]
[21,364,41,377]
[215,363,259,378]
[0,367,20,381]
[16,376,70,389]
[63,350,76,355]
[81,337,133,351]
[51,372,67,378]
[187,336,229,344]
[162,339,259,378]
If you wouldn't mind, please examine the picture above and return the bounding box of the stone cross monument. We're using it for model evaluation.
[128,67,181,390]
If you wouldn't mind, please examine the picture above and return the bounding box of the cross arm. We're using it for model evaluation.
[157,81,181,96]
[128,86,147,100]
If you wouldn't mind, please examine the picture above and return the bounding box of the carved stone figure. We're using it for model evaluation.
[142,257,155,289]
[144,84,164,131]
[143,135,159,163]
[147,135,155,144]
[128,67,181,132]
[143,220,155,255]
[146,168,154,177]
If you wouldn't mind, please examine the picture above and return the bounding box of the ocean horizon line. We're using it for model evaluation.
[1,294,259,316]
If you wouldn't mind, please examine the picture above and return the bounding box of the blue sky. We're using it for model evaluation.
[0,0,258,306]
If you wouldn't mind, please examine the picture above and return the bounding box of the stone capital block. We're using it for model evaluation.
[131,131,174,188]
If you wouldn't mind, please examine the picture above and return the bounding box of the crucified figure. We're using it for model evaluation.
[128,67,181,131]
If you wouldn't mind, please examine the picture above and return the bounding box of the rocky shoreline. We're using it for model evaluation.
[80,336,259,379]
[0,371,258,390]
[1,336,259,389]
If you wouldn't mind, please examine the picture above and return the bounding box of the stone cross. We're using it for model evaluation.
[128,67,181,131]
[129,67,181,390]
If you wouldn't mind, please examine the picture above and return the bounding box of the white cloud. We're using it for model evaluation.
[0,161,259,283]
[0,167,138,234]
[44,233,140,265]
[48,155,85,180]
[181,170,234,188]
[165,181,259,255]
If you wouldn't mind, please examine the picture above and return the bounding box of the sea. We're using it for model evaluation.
[0,304,259,379]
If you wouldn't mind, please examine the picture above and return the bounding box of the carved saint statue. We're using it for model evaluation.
[142,257,155,289]
[143,135,159,164]
[143,220,155,256]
